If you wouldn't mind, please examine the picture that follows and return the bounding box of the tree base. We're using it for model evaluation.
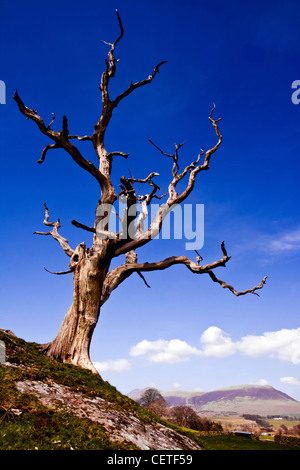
[40,341,100,375]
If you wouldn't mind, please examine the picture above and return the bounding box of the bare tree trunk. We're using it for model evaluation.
[42,249,109,374]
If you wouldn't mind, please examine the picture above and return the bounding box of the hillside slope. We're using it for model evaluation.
[129,385,300,418]
[0,330,200,450]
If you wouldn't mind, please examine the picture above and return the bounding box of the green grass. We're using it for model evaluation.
[269,418,300,430]
[187,433,299,450]
[157,424,298,450]
[0,409,138,450]
[0,331,157,450]
[259,434,275,441]
[0,331,157,420]
[0,365,139,451]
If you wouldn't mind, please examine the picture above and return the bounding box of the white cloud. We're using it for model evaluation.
[232,227,300,261]
[254,379,269,386]
[130,326,300,365]
[269,229,300,252]
[94,359,132,373]
[200,326,236,358]
[130,339,168,357]
[173,382,181,389]
[237,328,300,364]
[130,338,201,363]
[280,376,300,385]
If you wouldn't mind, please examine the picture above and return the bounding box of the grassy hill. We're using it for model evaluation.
[0,330,201,450]
[0,330,298,451]
[129,385,300,418]
[179,385,300,417]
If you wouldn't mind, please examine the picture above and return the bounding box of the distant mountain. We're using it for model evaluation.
[128,384,300,418]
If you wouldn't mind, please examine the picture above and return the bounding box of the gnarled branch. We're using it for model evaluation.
[37,143,60,164]
[72,219,96,233]
[137,271,151,288]
[68,135,93,142]
[148,104,222,205]
[102,242,266,305]
[47,112,56,129]
[44,267,74,275]
[106,151,129,159]
[13,90,105,187]
[94,10,166,155]
[112,60,168,109]
[117,172,163,237]
[33,203,74,257]
[113,105,222,256]
[207,270,267,296]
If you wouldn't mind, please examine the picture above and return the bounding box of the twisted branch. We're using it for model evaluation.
[47,112,56,129]
[13,91,105,187]
[44,267,74,275]
[207,271,267,297]
[112,60,168,109]
[33,203,74,257]
[102,242,267,305]
[37,143,60,164]
[94,10,167,150]
[71,219,96,233]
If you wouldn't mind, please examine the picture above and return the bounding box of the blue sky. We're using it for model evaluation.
[1,0,300,400]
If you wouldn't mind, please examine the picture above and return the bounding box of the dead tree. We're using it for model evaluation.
[14,11,267,374]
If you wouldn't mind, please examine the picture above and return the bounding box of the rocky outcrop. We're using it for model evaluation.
[16,380,201,450]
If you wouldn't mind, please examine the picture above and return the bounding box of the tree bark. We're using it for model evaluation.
[42,246,110,374]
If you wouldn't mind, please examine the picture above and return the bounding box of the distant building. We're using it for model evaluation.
[233,430,252,439]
